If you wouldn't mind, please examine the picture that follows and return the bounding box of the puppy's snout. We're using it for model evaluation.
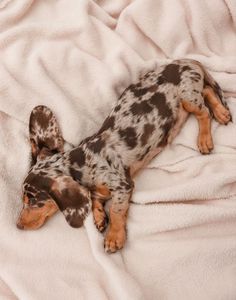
[17,222,24,230]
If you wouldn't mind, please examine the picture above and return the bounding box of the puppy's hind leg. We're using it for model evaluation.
[181,95,213,154]
[203,86,231,125]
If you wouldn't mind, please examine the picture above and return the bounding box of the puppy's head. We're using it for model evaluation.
[17,173,91,230]
[17,181,59,230]
[17,105,90,230]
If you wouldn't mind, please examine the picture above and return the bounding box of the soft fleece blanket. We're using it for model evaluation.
[0,0,236,299]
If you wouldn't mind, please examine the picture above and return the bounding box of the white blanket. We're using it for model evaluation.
[0,0,236,299]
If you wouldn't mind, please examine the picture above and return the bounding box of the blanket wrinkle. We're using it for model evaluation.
[0,277,18,300]
[95,0,133,20]
[0,0,236,299]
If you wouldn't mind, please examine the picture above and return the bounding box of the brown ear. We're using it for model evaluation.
[29,105,65,165]
[50,176,91,228]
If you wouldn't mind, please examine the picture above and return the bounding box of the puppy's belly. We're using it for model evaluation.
[130,147,163,177]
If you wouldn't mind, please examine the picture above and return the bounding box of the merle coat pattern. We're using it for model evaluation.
[17,59,231,253]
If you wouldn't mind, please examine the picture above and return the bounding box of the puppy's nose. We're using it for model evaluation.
[17,223,24,230]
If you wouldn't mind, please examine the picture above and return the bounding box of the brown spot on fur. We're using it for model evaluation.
[162,121,173,136]
[30,139,38,165]
[43,138,56,149]
[98,116,115,134]
[114,104,121,112]
[70,168,83,181]
[50,177,90,228]
[25,173,53,191]
[130,101,153,116]
[150,92,172,118]
[124,168,134,190]
[182,65,192,72]
[33,110,50,131]
[69,147,86,166]
[27,186,36,193]
[140,124,155,146]
[161,64,181,85]
[118,127,137,149]
[158,121,173,147]
[38,146,55,160]
[65,211,84,228]
[52,184,88,212]
[130,86,149,97]
[87,138,106,153]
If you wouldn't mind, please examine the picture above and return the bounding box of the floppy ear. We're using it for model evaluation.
[50,176,91,228]
[29,105,65,165]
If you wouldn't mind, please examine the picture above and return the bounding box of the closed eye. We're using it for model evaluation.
[29,197,37,206]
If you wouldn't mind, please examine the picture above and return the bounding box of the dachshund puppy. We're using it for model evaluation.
[17,59,231,253]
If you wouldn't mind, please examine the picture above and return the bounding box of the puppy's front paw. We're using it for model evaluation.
[198,133,214,154]
[93,207,108,233]
[104,228,126,253]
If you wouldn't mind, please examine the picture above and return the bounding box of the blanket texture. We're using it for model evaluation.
[0,0,236,299]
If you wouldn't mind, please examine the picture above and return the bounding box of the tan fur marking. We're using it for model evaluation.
[92,198,107,232]
[182,100,213,154]
[203,86,231,124]
[95,185,111,199]
[104,207,127,253]
[17,199,58,230]
[23,195,29,205]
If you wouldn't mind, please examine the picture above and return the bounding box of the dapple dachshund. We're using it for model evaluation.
[16,59,231,253]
